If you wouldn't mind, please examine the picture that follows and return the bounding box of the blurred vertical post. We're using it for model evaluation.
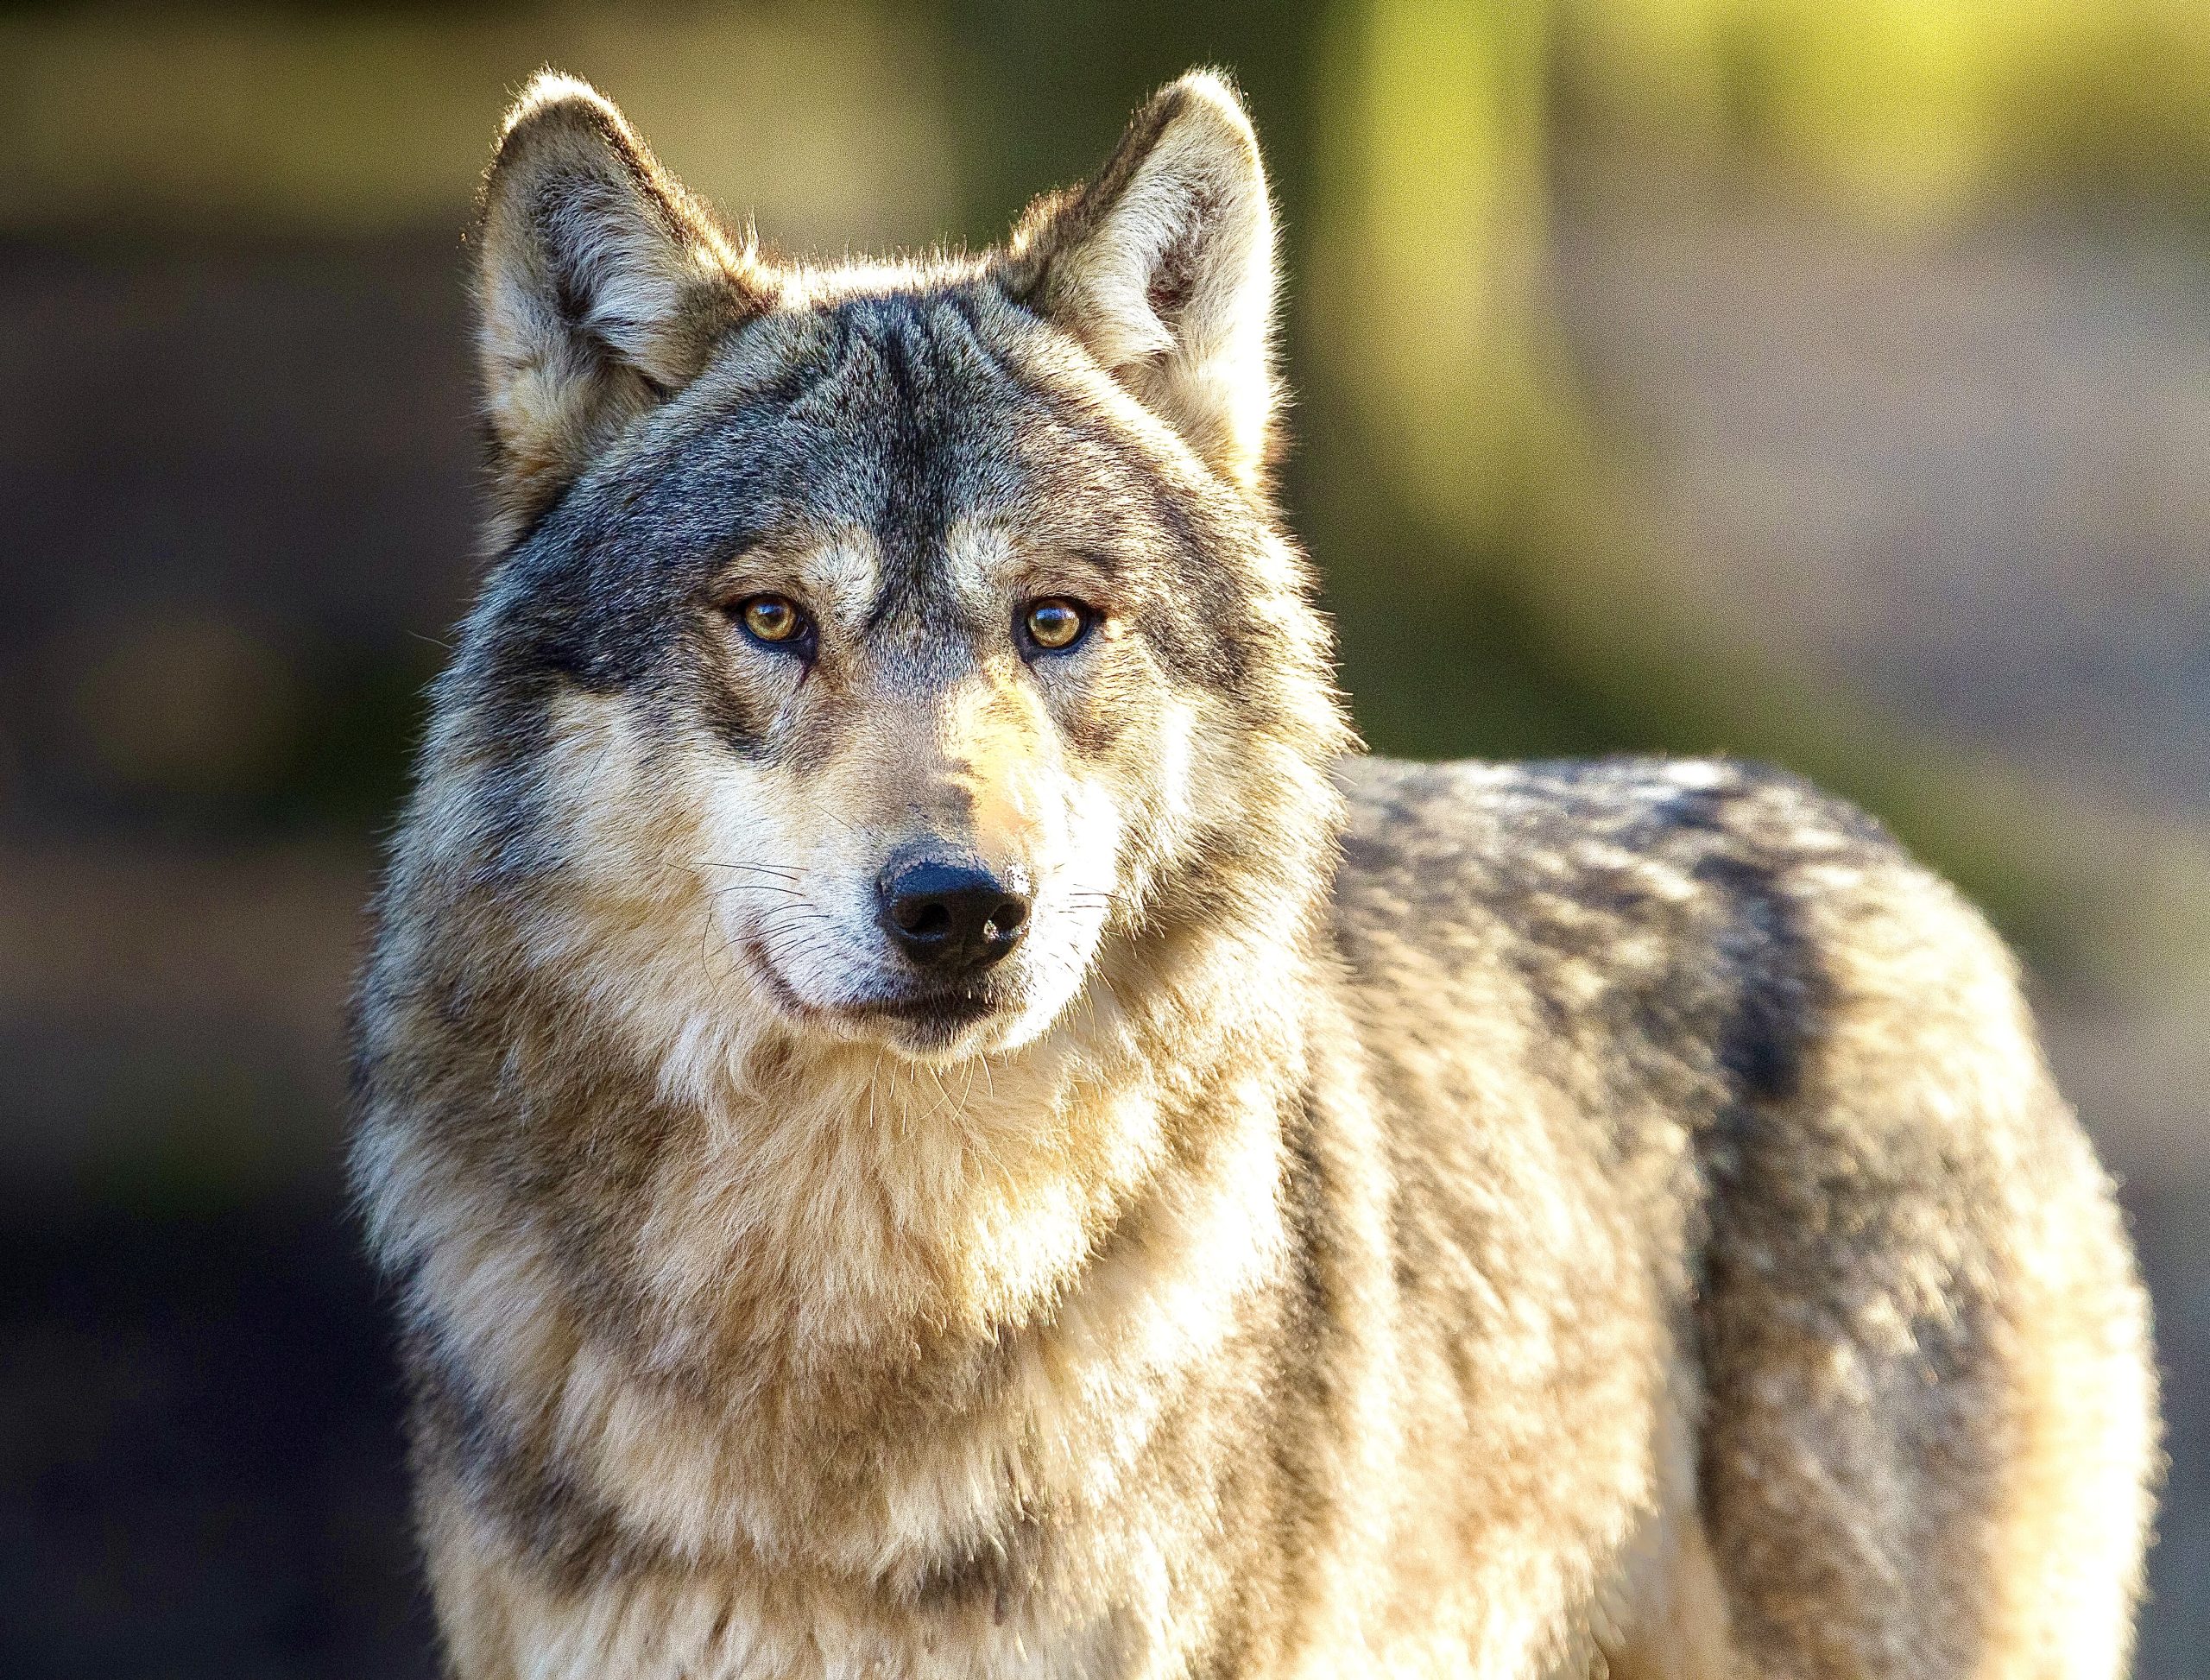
[1314,0,1558,537]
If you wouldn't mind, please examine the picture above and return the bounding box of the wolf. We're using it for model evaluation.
[350,67,2159,1679]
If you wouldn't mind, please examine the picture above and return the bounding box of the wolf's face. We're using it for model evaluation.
[426,73,1345,1066]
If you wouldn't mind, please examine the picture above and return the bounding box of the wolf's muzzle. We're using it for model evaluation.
[877,856,1029,976]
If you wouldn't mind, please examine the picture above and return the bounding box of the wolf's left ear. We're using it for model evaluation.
[1001,72,1278,494]
[474,73,768,534]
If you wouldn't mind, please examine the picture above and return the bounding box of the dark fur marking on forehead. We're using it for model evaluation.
[855,295,964,622]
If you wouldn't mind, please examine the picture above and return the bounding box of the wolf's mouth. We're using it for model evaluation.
[853,988,1009,1056]
[853,988,1001,1031]
[741,938,1010,1045]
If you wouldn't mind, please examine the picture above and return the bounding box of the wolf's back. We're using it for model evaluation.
[1329,752,2157,1677]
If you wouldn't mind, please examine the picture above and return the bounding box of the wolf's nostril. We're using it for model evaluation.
[877,858,1030,973]
[899,900,951,938]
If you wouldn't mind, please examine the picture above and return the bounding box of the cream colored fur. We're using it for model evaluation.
[350,69,2159,1680]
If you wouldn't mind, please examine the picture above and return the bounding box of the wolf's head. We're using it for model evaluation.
[407,70,1348,1074]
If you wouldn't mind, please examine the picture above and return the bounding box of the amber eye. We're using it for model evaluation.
[1021,597,1091,654]
[736,594,809,648]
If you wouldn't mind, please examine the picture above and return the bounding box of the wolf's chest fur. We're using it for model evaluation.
[354,66,2154,1680]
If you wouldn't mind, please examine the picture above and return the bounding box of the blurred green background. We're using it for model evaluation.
[3,2,2206,1673]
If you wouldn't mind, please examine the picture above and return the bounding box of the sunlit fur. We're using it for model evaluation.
[352,69,2158,1679]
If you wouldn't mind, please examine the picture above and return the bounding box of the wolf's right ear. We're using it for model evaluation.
[474,73,767,534]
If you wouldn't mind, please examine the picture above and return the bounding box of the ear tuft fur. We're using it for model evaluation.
[475,72,769,539]
[1001,72,1278,496]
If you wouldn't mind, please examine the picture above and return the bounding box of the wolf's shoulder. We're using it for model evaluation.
[1327,753,1973,1111]
[1332,751,1900,934]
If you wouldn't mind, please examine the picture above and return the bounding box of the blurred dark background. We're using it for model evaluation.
[3,2,2207,1673]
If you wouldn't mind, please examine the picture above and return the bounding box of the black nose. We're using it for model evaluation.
[877,858,1029,973]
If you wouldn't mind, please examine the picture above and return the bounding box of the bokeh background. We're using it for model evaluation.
[3,1,2207,1672]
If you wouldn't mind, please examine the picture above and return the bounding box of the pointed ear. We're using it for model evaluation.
[474,73,767,533]
[1001,72,1278,495]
